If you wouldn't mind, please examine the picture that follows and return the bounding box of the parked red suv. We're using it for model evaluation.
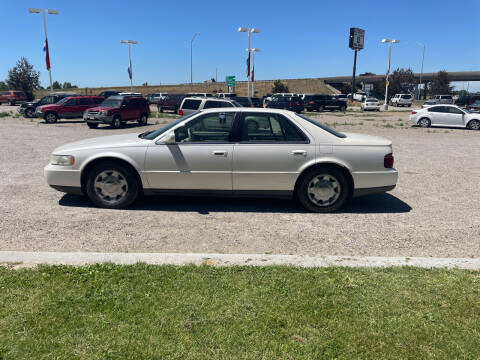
[0,90,27,105]
[36,96,104,123]
[83,95,150,129]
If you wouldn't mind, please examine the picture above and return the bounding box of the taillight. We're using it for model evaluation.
[178,109,183,116]
[289,102,296,106]
[411,111,417,115]
[309,101,315,105]
[384,153,394,168]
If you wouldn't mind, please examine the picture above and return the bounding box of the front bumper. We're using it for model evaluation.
[44,164,81,193]
[35,109,45,118]
[84,113,114,124]
[362,105,380,110]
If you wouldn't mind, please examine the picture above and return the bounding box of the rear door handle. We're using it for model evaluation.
[291,150,307,156]
[212,151,228,156]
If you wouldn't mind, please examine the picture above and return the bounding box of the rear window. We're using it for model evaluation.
[297,114,346,138]
[183,99,202,110]
[442,95,452,99]
[203,100,225,109]
[401,95,411,99]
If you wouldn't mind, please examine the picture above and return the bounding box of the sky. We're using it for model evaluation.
[2,0,480,91]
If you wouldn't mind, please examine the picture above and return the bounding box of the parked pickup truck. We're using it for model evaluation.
[36,96,104,123]
[303,94,347,112]
[0,90,27,105]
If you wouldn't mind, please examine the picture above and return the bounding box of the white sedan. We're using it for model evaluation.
[409,105,480,130]
[361,97,380,111]
[44,108,398,212]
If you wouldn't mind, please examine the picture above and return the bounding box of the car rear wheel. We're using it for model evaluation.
[111,116,122,129]
[45,112,58,123]
[138,114,148,126]
[25,108,35,118]
[86,162,139,209]
[87,122,98,129]
[296,167,350,213]
[418,118,431,128]
[468,120,480,130]
[340,105,346,112]
[318,105,324,112]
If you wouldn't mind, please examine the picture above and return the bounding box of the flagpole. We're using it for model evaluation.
[42,9,53,94]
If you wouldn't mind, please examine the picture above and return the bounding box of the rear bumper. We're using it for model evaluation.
[352,169,398,191]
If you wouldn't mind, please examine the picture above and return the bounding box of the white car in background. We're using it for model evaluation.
[390,94,413,107]
[409,105,480,130]
[44,108,398,213]
[361,97,380,111]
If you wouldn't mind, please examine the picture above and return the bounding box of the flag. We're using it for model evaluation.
[44,39,51,70]
[127,64,132,80]
[251,66,254,83]
[246,52,250,77]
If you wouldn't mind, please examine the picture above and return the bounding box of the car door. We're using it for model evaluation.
[78,97,93,117]
[232,112,314,192]
[60,98,78,118]
[144,111,236,190]
[121,99,135,120]
[445,106,465,126]
[427,106,447,125]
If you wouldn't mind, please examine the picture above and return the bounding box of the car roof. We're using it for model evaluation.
[198,107,297,115]
[183,97,232,102]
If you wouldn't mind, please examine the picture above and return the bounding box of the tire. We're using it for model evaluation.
[340,105,346,112]
[138,113,148,126]
[85,161,139,209]
[318,105,324,112]
[45,112,58,123]
[111,116,122,129]
[9,101,15,106]
[25,108,35,118]
[296,166,350,213]
[418,118,431,128]
[408,104,411,107]
[158,106,163,113]
[87,122,98,129]
[467,120,480,130]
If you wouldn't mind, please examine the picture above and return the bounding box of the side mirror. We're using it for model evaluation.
[161,131,176,145]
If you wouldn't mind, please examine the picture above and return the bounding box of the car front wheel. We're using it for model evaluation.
[111,116,122,129]
[86,162,139,209]
[296,167,350,213]
[468,120,480,130]
[45,112,58,123]
[25,108,35,118]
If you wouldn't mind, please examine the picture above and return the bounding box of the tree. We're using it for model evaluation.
[6,57,40,101]
[371,68,416,101]
[0,81,8,91]
[52,81,62,89]
[430,70,453,95]
[62,82,72,89]
[271,80,289,93]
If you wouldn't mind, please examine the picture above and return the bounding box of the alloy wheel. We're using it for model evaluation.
[307,174,341,207]
[93,170,128,205]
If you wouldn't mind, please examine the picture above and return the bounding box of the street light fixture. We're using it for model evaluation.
[190,33,200,92]
[238,27,260,97]
[120,40,138,92]
[381,38,400,110]
[417,42,426,100]
[250,48,261,96]
[28,7,59,94]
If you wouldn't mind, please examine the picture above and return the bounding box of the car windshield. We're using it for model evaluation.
[297,114,346,138]
[141,112,200,140]
[232,100,243,107]
[100,99,122,108]
[55,97,69,105]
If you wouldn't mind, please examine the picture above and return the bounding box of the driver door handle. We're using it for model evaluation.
[212,151,228,157]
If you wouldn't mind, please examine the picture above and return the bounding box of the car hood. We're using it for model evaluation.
[342,132,392,146]
[53,133,150,153]
[88,106,117,112]
[38,104,60,110]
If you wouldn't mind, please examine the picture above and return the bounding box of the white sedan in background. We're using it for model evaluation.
[409,105,480,130]
[361,97,380,111]
[45,108,398,213]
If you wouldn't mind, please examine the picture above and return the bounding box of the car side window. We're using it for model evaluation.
[175,112,235,143]
[428,106,444,113]
[203,100,223,109]
[221,102,234,108]
[449,107,464,114]
[64,98,77,106]
[79,98,92,105]
[240,113,307,142]
[182,99,202,110]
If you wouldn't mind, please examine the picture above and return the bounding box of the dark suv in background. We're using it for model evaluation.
[455,94,480,107]
[157,93,186,113]
[84,95,150,129]
[266,96,304,113]
[19,92,77,118]
[303,94,347,112]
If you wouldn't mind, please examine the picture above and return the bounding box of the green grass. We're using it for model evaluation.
[0,264,479,359]
[0,112,11,118]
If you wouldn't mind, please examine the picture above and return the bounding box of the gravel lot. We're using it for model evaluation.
[0,104,479,258]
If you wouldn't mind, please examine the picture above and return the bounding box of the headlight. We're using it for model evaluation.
[50,155,75,166]
[99,110,107,115]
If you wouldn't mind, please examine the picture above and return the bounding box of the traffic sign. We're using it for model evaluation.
[226,75,236,87]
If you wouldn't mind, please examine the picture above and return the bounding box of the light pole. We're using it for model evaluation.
[120,40,138,92]
[190,33,200,92]
[417,42,425,100]
[381,38,400,110]
[28,8,58,94]
[238,27,260,97]
[250,48,260,96]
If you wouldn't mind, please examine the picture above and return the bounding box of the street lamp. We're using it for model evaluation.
[28,8,59,94]
[190,33,200,92]
[250,48,261,96]
[120,40,138,92]
[381,38,400,110]
[417,42,426,100]
[238,27,260,97]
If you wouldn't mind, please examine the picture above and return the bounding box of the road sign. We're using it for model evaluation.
[349,27,365,50]
[226,76,236,87]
